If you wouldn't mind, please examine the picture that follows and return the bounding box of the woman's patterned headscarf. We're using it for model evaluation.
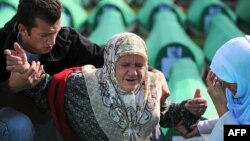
[84,32,161,140]
[210,35,250,124]
[101,32,148,95]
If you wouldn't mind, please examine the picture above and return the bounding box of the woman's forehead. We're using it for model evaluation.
[115,55,146,66]
[118,54,146,60]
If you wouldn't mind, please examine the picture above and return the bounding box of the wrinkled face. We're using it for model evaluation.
[19,17,61,54]
[115,54,147,92]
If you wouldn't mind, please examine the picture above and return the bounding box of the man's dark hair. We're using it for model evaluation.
[16,0,62,33]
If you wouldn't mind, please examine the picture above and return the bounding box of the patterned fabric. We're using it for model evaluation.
[30,32,201,140]
[82,32,162,141]
[210,35,250,124]
[101,32,148,95]
[160,100,200,130]
[65,72,109,141]
[64,71,200,141]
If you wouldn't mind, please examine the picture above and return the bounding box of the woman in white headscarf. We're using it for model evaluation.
[26,32,206,141]
[176,35,250,141]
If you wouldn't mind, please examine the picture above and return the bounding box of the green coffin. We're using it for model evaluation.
[87,0,135,30]
[236,0,250,27]
[187,0,236,33]
[168,58,217,119]
[73,0,84,6]
[0,0,18,9]
[203,13,244,62]
[87,0,135,46]
[0,5,16,28]
[137,0,185,31]
[162,58,218,141]
[146,9,204,78]
[61,0,88,30]
[88,8,126,47]
[0,0,18,28]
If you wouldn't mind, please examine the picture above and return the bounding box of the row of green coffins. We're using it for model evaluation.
[236,0,250,27]
[1,0,249,32]
[187,0,244,63]
[137,0,213,140]
[87,0,135,46]
[0,0,87,30]
[1,0,247,60]
[0,0,247,140]
[88,0,220,140]
[0,0,18,28]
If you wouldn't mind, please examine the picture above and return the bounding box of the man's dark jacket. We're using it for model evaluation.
[0,17,104,123]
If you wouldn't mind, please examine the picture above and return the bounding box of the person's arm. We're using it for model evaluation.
[25,72,51,109]
[0,63,44,98]
[197,118,218,134]
[175,120,200,139]
[4,42,30,73]
[0,42,29,98]
[175,118,218,139]
[206,70,228,117]
[160,100,184,128]
[3,43,48,109]
[48,67,84,140]
[160,100,201,129]
[184,89,207,116]
[160,89,207,130]
[4,42,46,93]
[0,65,49,109]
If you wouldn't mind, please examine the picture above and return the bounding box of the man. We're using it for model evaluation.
[0,0,170,140]
[0,0,104,140]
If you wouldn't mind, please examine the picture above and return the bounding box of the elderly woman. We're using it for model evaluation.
[5,32,206,141]
[177,35,250,141]
[48,32,206,140]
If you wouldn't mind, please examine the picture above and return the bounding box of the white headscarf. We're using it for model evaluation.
[210,35,250,124]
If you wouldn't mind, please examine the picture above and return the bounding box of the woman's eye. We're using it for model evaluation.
[121,63,130,67]
[135,63,145,68]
